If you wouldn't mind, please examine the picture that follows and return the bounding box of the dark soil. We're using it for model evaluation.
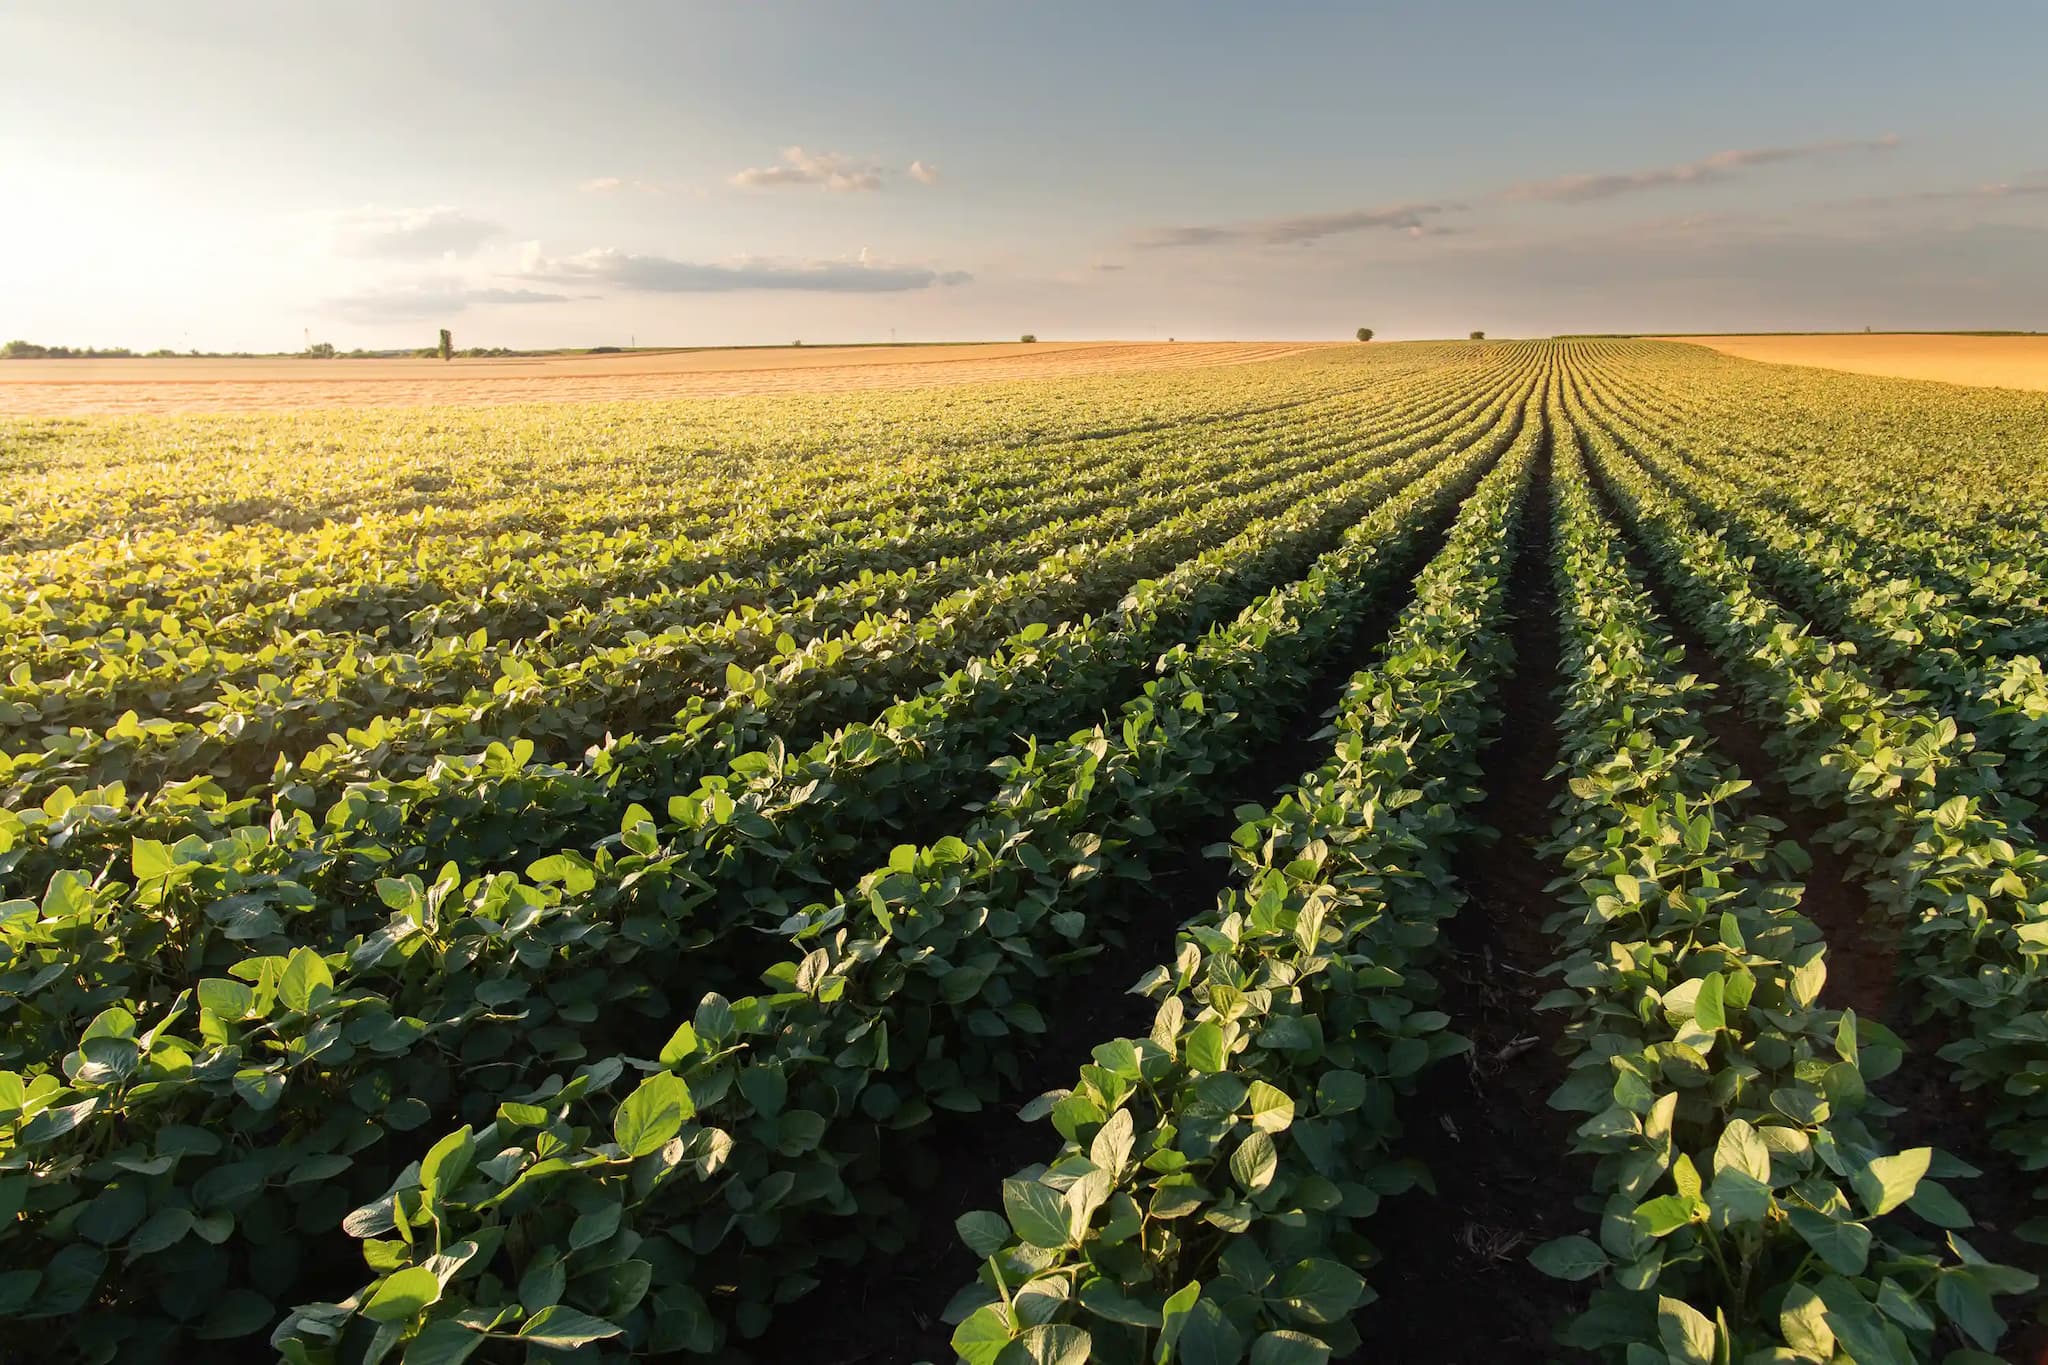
[1346,405,1588,1363]
[744,451,1487,1365]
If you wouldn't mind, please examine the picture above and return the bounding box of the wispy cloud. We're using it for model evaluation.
[518,244,971,292]
[325,278,571,321]
[1135,201,1461,250]
[1896,172,2048,203]
[335,206,502,259]
[728,147,939,192]
[580,176,663,194]
[730,147,885,192]
[1505,136,1901,204]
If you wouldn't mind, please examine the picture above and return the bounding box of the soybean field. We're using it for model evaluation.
[5,339,2048,1364]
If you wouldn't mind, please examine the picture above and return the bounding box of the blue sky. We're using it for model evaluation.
[4,2,2046,349]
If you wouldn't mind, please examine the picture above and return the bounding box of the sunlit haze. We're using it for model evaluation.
[5,1,2046,351]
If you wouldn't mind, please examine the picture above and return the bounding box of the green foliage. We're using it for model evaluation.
[937,395,1543,1362]
[1522,418,2034,1357]
[2,339,2043,1361]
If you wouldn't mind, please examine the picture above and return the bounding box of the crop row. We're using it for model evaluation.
[937,366,1542,1365]
[1564,365,2048,1256]
[0,367,1549,1356]
[2,370,1470,715]
[0,356,1537,909]
[0,356,1521,810]
[1525,407,2028,1361]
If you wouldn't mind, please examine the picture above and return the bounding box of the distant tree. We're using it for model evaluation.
[793,339,803,347]
[438,329,453,362]
[1021,333,1037,343]
[303,341,336,359]
[1356,327,1374,342]
[3,340,129,358]
[1469,331,1486,341]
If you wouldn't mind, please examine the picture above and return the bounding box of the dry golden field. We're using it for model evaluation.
[0,340,1330,415]
[1659,333,2048,391]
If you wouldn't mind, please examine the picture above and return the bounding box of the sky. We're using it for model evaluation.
[4,2,2046,351]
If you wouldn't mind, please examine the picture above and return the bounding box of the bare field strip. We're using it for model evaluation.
[1657,332,2048,391]
[0,339,1331,415]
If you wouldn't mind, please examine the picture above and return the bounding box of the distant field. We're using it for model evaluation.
[1658,332,2048,391]
[0,339,1328,415]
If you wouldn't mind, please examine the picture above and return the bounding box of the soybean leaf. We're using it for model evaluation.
[1529,1235,1610,1282]
[614,1071,692,1158]
[1004,1179,1073,1250]
[361,1267,441,1324]
[516,1306,626,1348]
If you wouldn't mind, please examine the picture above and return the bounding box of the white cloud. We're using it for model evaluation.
[908,160,941,186]
[518,244,971,292]
[730,147,884,192]
[580,176,664,194]
[324,277,572,321]
[1504,136,1901,204]
[1136,201,1461,250]
[335,206,501,259]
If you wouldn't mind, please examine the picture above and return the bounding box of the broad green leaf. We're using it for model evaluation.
[130,838,176,881]
[1156,1281,1201,1365]
[1246,1080,1295,1133]
[956,1210,1010,1258]
[997,1324,1089,1365]
[1936,1269,2006,1352]
[1178,1300,1245,1365]
[1250,1332,1331,1365]
[1713,1119,1770,1184]
[954,1304,1017,1365]
[1316,1070,1368,1115]
[1080,1278,1163,1327]
[1852,1148,1931,1218]
[277,948,332,1013]
[1273,1259,1365,1324]
[1529,1235,1610,1282]
[614,1071,692,1158]
[1656,1295,1716,1365]
[517,1306,626,1348]
[1692,973,1726,1033]
[1004,1178,1073,1250]
[418,1125,475,1205]
[1090,1108,1135,1174]
[361,1267,441,1324]
[1634,1194,1702,1238]
[401,1320,485,1365]
[196,977,255,1020]
[1779,1284,1833,1358]
[1185,1022,1227,1073]
[1788,1208,1871,1275]
[1230,1130,1277,1193]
